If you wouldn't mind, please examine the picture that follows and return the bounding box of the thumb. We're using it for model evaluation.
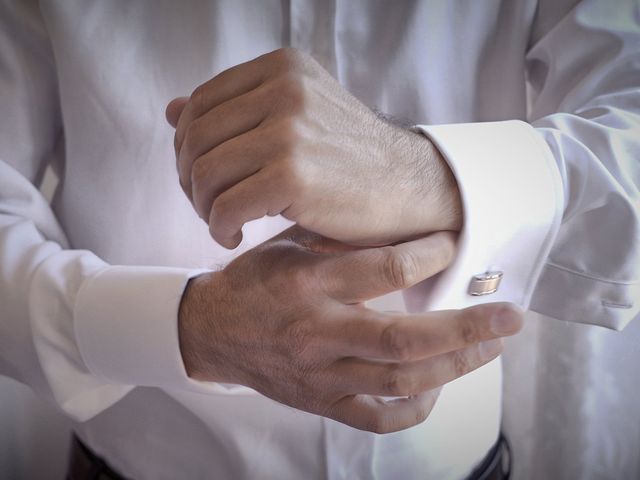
[273,225,366,254]
[165,97,189,128]
[320,231,458,304]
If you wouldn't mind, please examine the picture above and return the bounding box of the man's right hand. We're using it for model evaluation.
[178,227,522,434]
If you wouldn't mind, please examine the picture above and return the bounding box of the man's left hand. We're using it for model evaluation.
[167,48,462,249]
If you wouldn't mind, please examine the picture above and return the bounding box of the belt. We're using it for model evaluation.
[67,435,129,480]
[466,433,511,480]
[67,432,511,480]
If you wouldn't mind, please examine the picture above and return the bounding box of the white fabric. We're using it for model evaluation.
[407,121,563,312]
[502,311,640,480]
[73,266,236,393]
[0,1,638,479]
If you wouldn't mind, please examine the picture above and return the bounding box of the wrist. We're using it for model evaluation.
[423,136,463,232]
[178,271,224,381]
[396,128,463,234]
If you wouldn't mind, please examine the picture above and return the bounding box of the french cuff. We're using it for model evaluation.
[405,120,564,312]
[74,265,247,395]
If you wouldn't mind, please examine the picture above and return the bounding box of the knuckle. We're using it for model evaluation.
[382,248,419,289]
[210,195,230,223]
[178,174,190,197]
[414,403,430,424]
[273,117,304,155]
[381,323,412,361]
[191,168,213,219]
[190,84,208,113]
[258,118,300,164]
[181,121,201,160]
[268,142,308,195]
[190,155,209,185]
[457,314,481,344]
[203,160,225,195]
[452,349,471,377]
[364,412,388,434]
[382,366,414,396]
[272,73,308,113]
[272,47,306,69]
[284,320,315,358]
[208,220,220,241]
[173,131,182,156]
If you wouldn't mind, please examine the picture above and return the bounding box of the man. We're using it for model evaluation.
[0,1,638,479]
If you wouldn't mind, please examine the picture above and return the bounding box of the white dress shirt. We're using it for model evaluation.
[1,0,638,479]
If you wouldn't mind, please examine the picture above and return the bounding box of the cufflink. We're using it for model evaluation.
[468,271,503,296]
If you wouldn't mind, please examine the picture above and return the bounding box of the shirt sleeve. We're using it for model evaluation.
[0,0,238,423]
[407,0,639,331]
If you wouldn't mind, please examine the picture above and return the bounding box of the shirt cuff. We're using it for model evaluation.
[405,120,564,312]
[74,265,249,395]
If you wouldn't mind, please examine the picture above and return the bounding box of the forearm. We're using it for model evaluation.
[0,159,125,419]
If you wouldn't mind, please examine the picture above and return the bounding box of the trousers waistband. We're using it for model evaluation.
[67,432,511,480]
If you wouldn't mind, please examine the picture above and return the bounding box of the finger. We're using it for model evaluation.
[330,339,503,397]
[209,167,293,248]
[177,87,271,199]
[166,97,189,128]
[190,129,275,219]
[320,231,456,303]
[326,303,522,361]
[174,57,267,156]
[290,232,365,254]
[326,389,440,434]
[269,226,365,254]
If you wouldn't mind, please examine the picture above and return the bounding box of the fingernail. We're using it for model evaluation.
[479,339,503,360]
[490,307,522,335]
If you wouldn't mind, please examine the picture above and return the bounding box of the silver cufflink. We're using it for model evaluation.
[468,271,503,296]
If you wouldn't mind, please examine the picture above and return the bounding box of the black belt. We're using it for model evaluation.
[466,433,511,480]
[67,435,129,480]
[67,432,511,480]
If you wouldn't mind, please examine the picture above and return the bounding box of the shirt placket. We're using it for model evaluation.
[289,0,337,76]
